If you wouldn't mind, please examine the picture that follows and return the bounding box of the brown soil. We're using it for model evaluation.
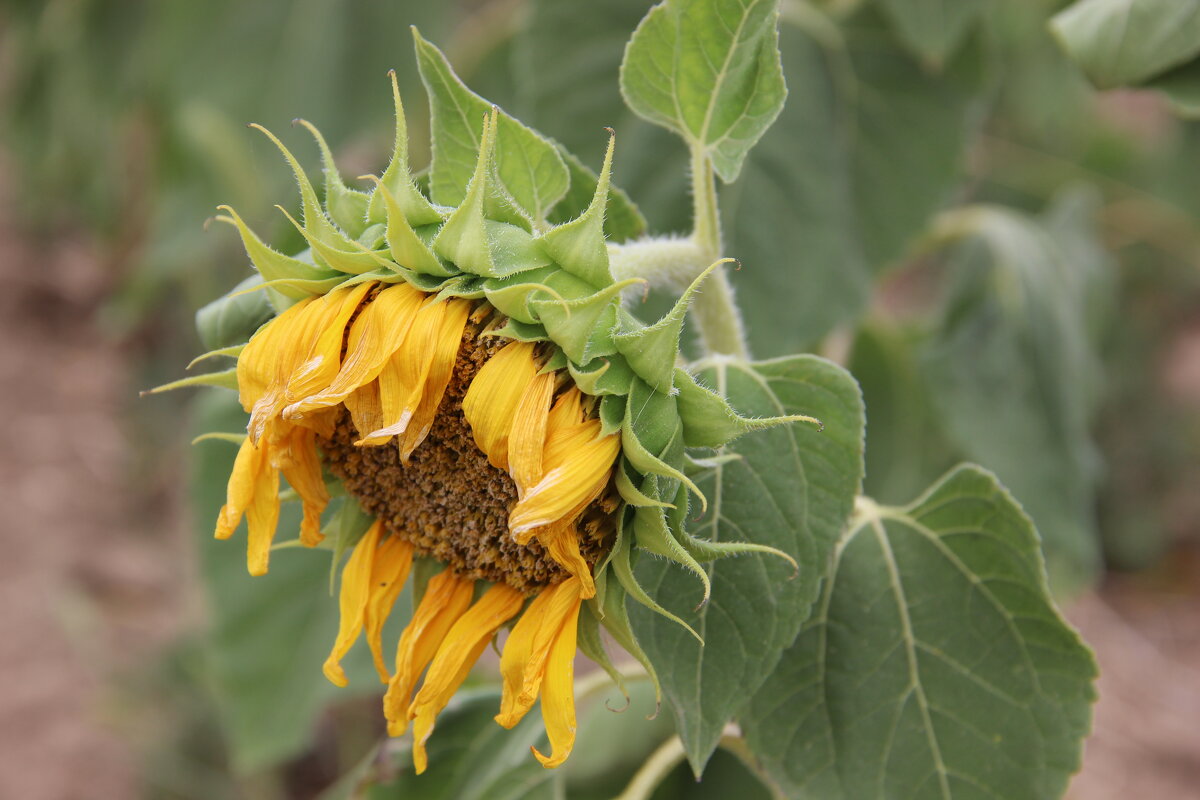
[0,172,186,799]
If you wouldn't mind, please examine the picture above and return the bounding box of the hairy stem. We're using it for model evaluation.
[688,150,749,358]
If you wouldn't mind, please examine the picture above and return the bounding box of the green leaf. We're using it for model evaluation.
[877,0,988,65]
[741,466,1097,799]
[619,0,787,182]
[1051,0,1200,89]
[412,28,569,223]
[628,355,864,774]
[189,391,390,771]
[918,200,1111,593]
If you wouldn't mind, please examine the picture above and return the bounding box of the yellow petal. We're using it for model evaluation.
[540,525,596,599]
[509,420,619,536]
[383,571,475,736]
[284,283,425,419]
[396,299,471,460]
[408,583,524,774]
[244,449,281,577]
[508,371,556,492]
[236,296,315,410]
[363,536,415,683]
[496,578,582,729]
[283,282,375,405]
[531,591,581,768]
[214,435,266,541]
[462,341,540,470]
[322,520,384,687]
[358,298,445,445]
[279,426,330,547]
[345,380,384,439]
[245,292,349,442]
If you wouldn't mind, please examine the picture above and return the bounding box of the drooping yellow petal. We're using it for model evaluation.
[322,520,384,687]
[345,380,384,439]
[531,591,581,768]
[279,426,330,547]
[396,298,471,460]
[283,281,375,405]
[236,296,315,410]
[462,341,540,470]
[508,371,556,492]
[246,292,351,442]
[539,525,596,599]
[283,283,425,419]
[363,536,415,683]
[244,450,281,577]
[408,583,525,774]
[358,298,445,446]
[509,419,619,537]
[214,435,267,541]
[383,571,475,737]
[496,578,582,729]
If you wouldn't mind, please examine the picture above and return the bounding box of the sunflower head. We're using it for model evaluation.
[186,31,805,774]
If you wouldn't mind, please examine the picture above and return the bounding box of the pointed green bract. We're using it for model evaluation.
[613,259,728,392]
[675,365,821,449]
[214,206,341,299]
[275,205,385,275]
[368,70,443,228]
[249,124,356,252]
[537,134,616,288]
[363,175,452,276]
[294,119,370,237]
[413,27,569,223]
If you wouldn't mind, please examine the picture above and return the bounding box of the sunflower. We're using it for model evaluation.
[185,37,808,774]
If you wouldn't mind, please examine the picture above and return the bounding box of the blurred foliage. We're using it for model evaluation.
[5,0,1200,796]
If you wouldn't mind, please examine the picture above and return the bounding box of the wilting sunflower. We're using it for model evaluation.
[182,34,809,774]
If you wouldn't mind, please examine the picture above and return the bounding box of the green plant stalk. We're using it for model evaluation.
[688,149,749,359]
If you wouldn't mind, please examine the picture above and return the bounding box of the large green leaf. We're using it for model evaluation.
[1051,0,1200,89]
[877,0,988,65]
[619,0,788,182]
[189,391,384,771]
[628,355,865,774]
[918,198,1111,593]
[741,466,1097,799]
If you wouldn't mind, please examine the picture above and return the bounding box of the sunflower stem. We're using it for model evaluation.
[613,735,688,800]
[688,149,749,359]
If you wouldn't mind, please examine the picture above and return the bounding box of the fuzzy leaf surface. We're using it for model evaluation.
[628,355,864,773]
[742,466,1097,799]
[619,0,787,182]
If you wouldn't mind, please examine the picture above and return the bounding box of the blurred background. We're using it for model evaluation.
[1,0,1198,797]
